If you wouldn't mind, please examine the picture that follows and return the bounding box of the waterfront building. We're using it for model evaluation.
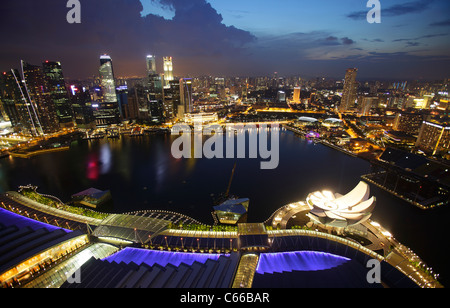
[415,121,450,157]
[21,61,60,134]
[0,70,42,135]
[42,61,74,128]
[339,68,358,113]
[96,55,121,126]
[69,85,95,128]
[306,181,375,228]
[146,55,165,122]
[213,198,249,225]
[71,188,112,209]
[0,187,438,288]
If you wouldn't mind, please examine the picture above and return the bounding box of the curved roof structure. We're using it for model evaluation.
[307,181,375,228]
[323,118,343,127]
[298,117,318,123]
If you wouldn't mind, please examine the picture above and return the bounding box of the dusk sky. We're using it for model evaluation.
[1,0,449,80]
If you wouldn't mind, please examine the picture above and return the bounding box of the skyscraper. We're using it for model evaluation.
[146,55,164,123]
[21,60,60,134]
[42,61,74,128]
[96,54,121,126]
[69,85,95,128]
[99,55,118,104]
[180,78,193,114]
[339,68,358,113]
[277,91,286,103]
[163,57,174,89]
[292,87,301,104]
[0,69,42,136]
[146,55,156,76]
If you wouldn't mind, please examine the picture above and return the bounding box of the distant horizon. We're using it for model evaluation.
[3,56,449,83]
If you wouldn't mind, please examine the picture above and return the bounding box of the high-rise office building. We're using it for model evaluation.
[292,87,301,104]
[42,61,74,128]
[163,57,174,89]
[0,69,41,135]
[21,60,60,134]
[339,68,358,113]
[277,91,286,103]
[180,78,193,115]
[146,55,157,76]
[96,54,121,126]
[161,79,180,120]
[146,55,164,122]
[69,85,95,128]
[99,55,118,104]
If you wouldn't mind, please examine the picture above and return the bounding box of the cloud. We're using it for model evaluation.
[0,0,256,78]
[392,33,449,42]
[341,37,355,45]
[429,18,450,27]
[0,0,447,80]
[347,0,435,20]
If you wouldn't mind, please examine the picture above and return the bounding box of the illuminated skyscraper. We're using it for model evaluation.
[21,60,59,134]
[339,68,358,113]
[0,69,42,135]
[99,55,117,104]
[180,78,193,114]
[96,54,121,126]
[42,61,74,128]
[146,55,164,122]
[163,57,174,89]
[292,87,301,103]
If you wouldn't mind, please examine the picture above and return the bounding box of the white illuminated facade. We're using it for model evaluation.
[163,57,174,89]
[99,55,117,103]
[306,181,375,228]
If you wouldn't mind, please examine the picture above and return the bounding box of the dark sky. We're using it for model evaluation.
[1,0,449,80]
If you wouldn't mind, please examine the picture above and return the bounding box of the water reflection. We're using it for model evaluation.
[87,152,99,180]
[100,143,112,174]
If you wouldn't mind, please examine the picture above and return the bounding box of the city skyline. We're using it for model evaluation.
[0,0,449,80]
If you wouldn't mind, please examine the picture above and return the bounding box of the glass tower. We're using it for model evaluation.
[180,78,193,114]
[42,61,74,128]
[0,69,42,136]
[96,55,121,126]
[21,60,59,134]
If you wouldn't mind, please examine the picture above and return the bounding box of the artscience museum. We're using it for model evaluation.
[306,181,376,228]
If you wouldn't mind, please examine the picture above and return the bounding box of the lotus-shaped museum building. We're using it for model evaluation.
[306,181,376,228]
